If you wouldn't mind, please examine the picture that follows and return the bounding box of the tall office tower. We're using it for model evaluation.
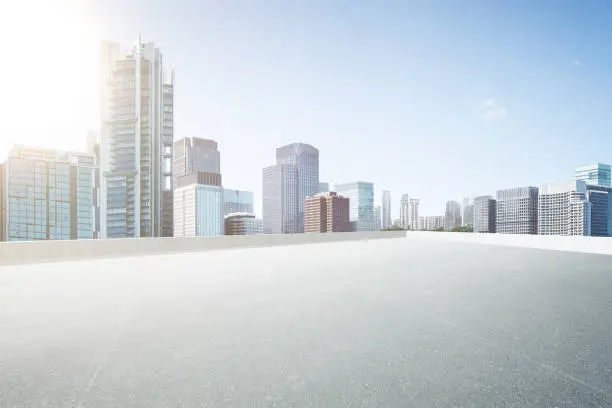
[304,192,350,233]
[262,163,299,234]
[399,194,410,229]
[444,200,462,231]
[224,213,262,235]
[462,197,474,227]
[99,37,174,239]
[276,143,319,233]
[495,186,538,234]
[173,172,223,237]
[0,146,95,241]
[585,185,612,236]
[374,205,382,230]
[173,137,220,186]
[335,181,374,231]
[86,130,101,239]
[319,182,329,193]
[381,190,391,229]
[538,181,591,236]
[223,189,254,216]
[408,198,420,230]
[575,163,611,187]
[418,215,444,231]
[473,195,496,233]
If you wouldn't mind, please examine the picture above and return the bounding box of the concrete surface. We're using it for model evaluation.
[0,230,405,266]
[1,237,611,407]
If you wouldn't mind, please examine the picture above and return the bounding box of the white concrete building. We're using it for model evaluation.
[409,199,420,230]
[538,181,591,236]
[399,194,410,229]
[382,190,391,229]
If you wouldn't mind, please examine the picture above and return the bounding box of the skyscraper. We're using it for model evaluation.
[444,200,462,231]
[99,37,174,239]
[382,190,391,229]
[319,182,329,193]
[0,146,95,241]
[462,197,474,228]
[86,130,101,239]
[173,172,224,237]
[223,189,254,216]
[585,184,612,237]
[374,206,382,230]
[538,181,591,236]
[335,181,374,231]
[496,186,538,234]
[262,163,299,234]
[575,163,611,187]
[409,198,420,230]
[399,194,410,229]
[275,143,319,233]
[473,195,496,233]
[304,192,350,233]
[173,137,220,186]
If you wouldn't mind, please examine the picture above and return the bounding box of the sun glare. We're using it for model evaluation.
[0,0,99,159]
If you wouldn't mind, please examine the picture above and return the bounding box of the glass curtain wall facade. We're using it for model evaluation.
[173,184,223,237]
[100,37,174,239]
[1,147,94,241]
[335,181,374,232]
[275,143,319,233]
[262,163,298,234]
[575,163,611,187]
[223,189,254,216]
[585,185,612,237]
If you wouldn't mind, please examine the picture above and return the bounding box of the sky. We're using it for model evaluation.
[2,0,612,217]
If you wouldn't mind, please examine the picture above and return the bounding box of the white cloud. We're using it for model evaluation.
[573,59,581,67]
[480,98,507,122]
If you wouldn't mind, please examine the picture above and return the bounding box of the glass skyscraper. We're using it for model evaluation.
[100,37,174,239]
[335,181,374,231]
[223,189,254,216]
[275,143,319,233]
[0,146,94,242]
[262,163,299,234]
[174,182,224,237]
[585,184,612,237]
[575,163,611,187]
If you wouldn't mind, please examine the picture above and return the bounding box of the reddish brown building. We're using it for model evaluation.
[304,192,350,233]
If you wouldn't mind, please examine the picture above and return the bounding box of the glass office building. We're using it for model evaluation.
[585,185,612,237]
[0,146,94,241]
[174,184,223,237]
[223,189,254,216]
[575,163,611,187]
[335,181,374,231]
[262,163,299,234]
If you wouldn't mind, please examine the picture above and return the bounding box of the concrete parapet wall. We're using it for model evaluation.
[0,231,406,266]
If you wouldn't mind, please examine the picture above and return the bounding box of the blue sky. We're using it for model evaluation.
[5,0,612,217]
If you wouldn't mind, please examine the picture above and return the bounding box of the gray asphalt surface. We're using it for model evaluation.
[1,237,611,407]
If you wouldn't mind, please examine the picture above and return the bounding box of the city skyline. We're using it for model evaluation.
[7,1,612,217]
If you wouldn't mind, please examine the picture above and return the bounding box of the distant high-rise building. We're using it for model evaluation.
[409,199,420,230]
[86,130,101,239]
[585,185,612,237]
[335,181,375,231]
[275,143,319,233]
[224,213,262,235]
[496,186,539,234]
[473,195,496,233]
[374,206,382,230]
[223,189,254,216]
[304,192,350,233]
[444,200,462,231]
[262,163,299,234]
[418,215,444,231]
[173,172,223,237]
[575,163,611,187]
[0,146,95,241]
[99,37,174,239]
[382,190,391,229]
[399,194,410,229]
[462,197,474,228]
[538,181,591,236]
[319,182,329,193]
[173,137,220,186]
